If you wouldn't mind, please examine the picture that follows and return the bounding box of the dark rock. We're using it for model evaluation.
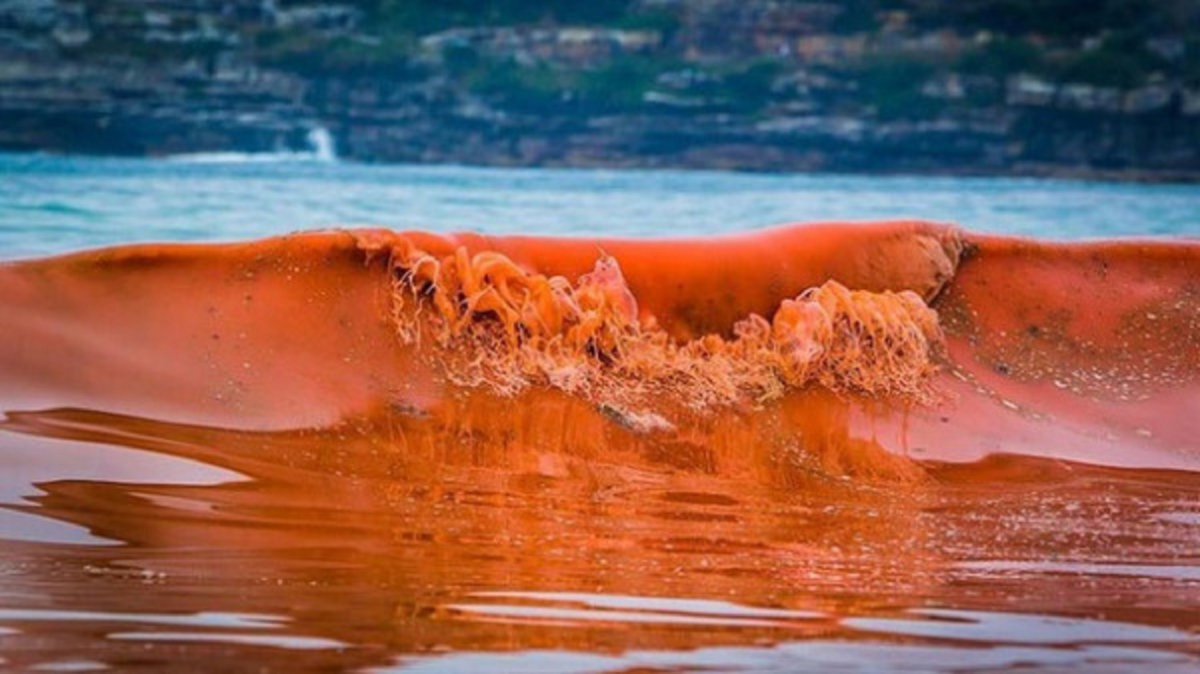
[0,1,1196,180]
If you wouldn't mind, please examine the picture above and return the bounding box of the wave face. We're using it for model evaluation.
[0,221,1197,475]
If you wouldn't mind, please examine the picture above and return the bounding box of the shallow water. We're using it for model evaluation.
[1,154,1198,672]
[1,408,1197,672]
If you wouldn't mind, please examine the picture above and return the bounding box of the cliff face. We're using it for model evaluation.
[0,0,313,154]
[1,0,1198,179]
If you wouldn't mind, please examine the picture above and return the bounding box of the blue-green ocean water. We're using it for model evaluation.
[1,152,1197,260]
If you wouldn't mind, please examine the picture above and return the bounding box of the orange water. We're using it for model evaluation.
[1,224,1198,671]
[1,406,1197,672]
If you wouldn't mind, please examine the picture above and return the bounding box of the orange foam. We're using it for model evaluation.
[383,239,944,421]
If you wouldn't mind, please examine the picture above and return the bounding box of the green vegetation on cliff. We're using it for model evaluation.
[2,0,1198,176]
[247,0,1199,119]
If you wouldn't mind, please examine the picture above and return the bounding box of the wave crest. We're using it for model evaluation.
[386,239,943,427]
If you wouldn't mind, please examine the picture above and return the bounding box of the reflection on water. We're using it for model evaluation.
[843,608,1194,644]
[391,643,1195,674]
[0,406,1197,672]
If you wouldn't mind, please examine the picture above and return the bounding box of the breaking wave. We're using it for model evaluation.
[1,220,1197,474]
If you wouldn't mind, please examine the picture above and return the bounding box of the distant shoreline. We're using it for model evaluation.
[5,146,1197,185]
[4,0,1198,189]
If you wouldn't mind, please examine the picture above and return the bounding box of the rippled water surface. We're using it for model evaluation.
[1,154,1198,672]
[1,152,1197,259]
[1,408,1197,672]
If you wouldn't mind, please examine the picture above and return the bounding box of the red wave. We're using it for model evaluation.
[1,221,1196,475]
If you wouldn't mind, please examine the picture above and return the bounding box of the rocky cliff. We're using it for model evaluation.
[2,0,1198,179]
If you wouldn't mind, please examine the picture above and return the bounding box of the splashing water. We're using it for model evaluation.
[306,127,337,163]
[384,239,943,429]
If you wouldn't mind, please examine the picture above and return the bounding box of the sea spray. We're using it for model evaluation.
[385,239,944,428]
